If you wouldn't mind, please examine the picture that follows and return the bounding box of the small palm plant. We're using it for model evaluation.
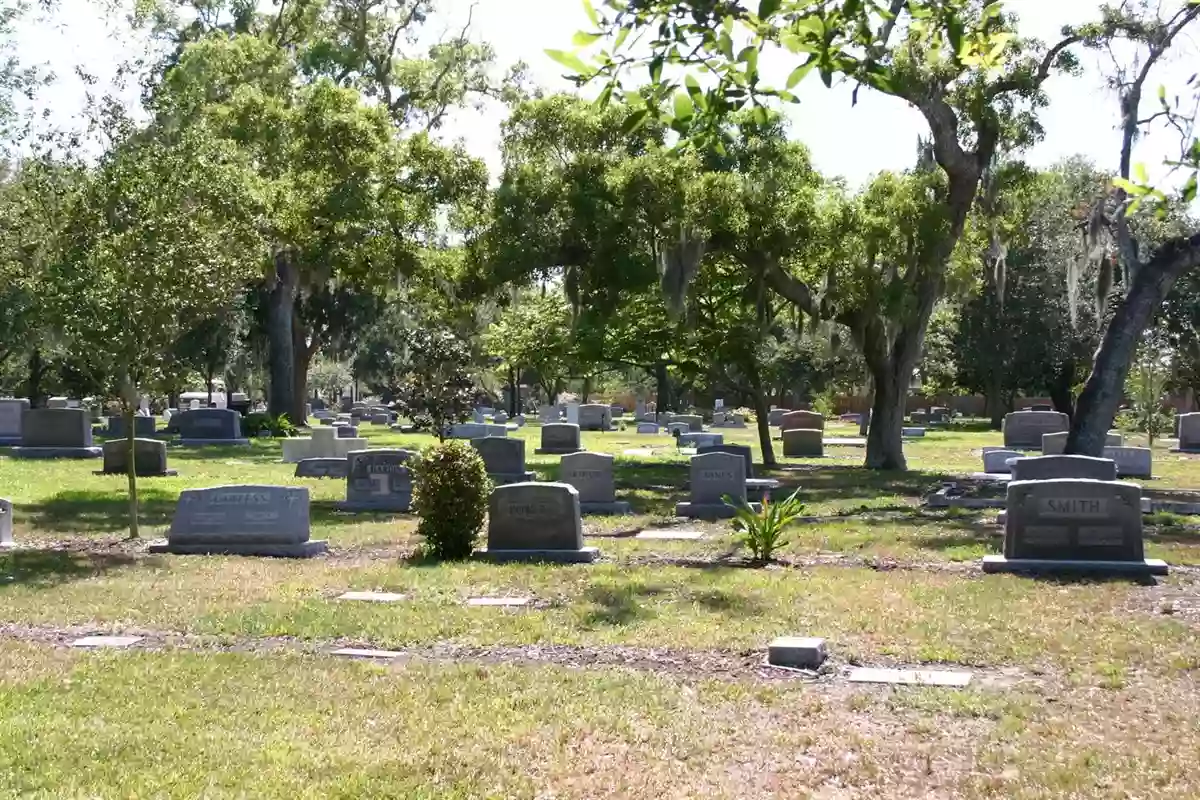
[726,488,807,563]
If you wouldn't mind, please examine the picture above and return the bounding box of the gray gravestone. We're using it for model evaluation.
[319,417,335,426]
[1031,404,1053,412]
[447,423,507,440]
[780,410,824,431]
[636,422,659,434]
[1177,412,1200,451]
[578,403,611,431]
[12,408,101,459]
[560,451,629,514]
[983,449,1023,474]
[1103,446,1152,478]
[782,428,823,457]
[371,413,390,425]
[472,437,535,485]
[911,410,928,425]
[667,422,690,437]
[339,449,415,511]
[677,432,723,449]
[538,405,559,424]
[475,482,598,563]
[98,438,175,476]
[336,425,359,439]
[0,398,29,446]
[1003,411,1069,449]
[676,451,756,519]
[494,410,509,424]
[177,408,249,446]
[295,458,349,479]
[536,423,582,455]
[983,478,1165,576]
[1010,454,1117,482]
[104,415,156,439]
[673,414,703,432]
[0,498,10,546]
[698,443,754,477]
[768,408,790,427]
[149,485,326,557]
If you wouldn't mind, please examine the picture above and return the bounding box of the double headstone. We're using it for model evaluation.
[339,449,415,511]
[98,438,175,476]
[560,452,629,514]
[150,485,327,557]
[1003,411,1069,449]
[12,408,102,459]
[472,437,535,485]
[536,423,582,455]
[0,398,29,446]
[475,482,599,563]
[983,478,1166,576]
[578,403,611,431]
[177,409,250,446]
[675,451,758,520]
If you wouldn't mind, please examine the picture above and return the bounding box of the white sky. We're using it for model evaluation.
[14,0,1200,190]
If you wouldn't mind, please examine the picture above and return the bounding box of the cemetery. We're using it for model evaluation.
[3,0,1200,795]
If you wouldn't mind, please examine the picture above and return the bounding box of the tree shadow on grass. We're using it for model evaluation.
[578,583,667,628]
[25,488,178,535]
[757,466,962,506]
[683,587,764,617]
[0,548,154,590]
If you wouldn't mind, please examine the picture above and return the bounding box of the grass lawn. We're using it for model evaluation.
[1,418,1199,797]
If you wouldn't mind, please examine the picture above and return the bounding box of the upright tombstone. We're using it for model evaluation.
[767,408,790,427]
[1003,411,1069,449]
[610,404,624,418]
[535,423,582,455]
[177,409,250,446]
[560,451,629,514]
[281,425,367,463]
[911,409,928,425]
[0,498,11,546]
[565,403,580,425]
[0,398,29,446]
[667,422,690,437]
[1010,455,1117,482]
[294,458,349,479]
[149,485,326,557]
[475,482,598,563]
[336,425,360,439]
[370,413,391,426]
[1031,403,1053,412]
[1103,446,1153,478]
[677,432,723,449]
[578,403,611,431]
[698,443,778,501]
[929,407,950,424]
[636,422,660,435]
[472,437,535,485]
[673,414,703,432]
[782,428,823,457]
[780,410,825,431]
[724,412,747,428]
[675,451,757,519]
[339,449,415,512]
[538,405,559,424]
[103,415,157,439]
[98,438,175,476]
[635,400,647,420]
[47,397,69,409]
[494,410,509,424]
[982,448,1024,474]
[12,408,102,459]
[983,479,1166,576]
[1176,412,1200,451]
[1042,430,1122,455]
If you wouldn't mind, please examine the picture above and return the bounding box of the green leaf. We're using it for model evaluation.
[1112,177,1149,196]
[582,0,599,27]
[620,108,651,134]
[684,74,707,109]
[649,55,664,84]
[758,0,781,19]
[572,31,601,46]
[545,49,590,74]
[786,57,816,89]
[673,90,694,122]
[1182,174,1197,204]
[946,15,965,57]
[613,26,630,51]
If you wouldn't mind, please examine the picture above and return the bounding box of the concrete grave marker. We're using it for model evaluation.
[294,458,349,479]
[150,485,327,557]
[98,438,175,476]
[767,637,827,670]
[1003,411,1069,449]
[331,648,405,660]
[677,432,723,449]
[578,404,611,431]
[983,478,1166,576]
[672,414,703,432]
[176,408,250,446]
[472,437,535,485]
[780,410,824,431]
[676,451,757,519]
[636,422,659,434]
[339,449,415,511]
[983,449,1023,474]
[103,415,156,439]
[282,425,366,463]
[635,529,704,540]
[12,408,102,459]
[0,398,28,446]
[475,482,598,563]
[535,423,582,455]
[337,591,406,603]
[1010,454,1117,482]
[782,428,823,457]
[560,451,629,514]
[1103,446,1152,478]
[71,635,143,649]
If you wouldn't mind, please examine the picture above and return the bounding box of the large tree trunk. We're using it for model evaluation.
[865,359,908,470]
[752,389,776,468]
[267,250,298,420]
[25,347,42,408]
[984,375,1005,430]
[1049,358,1075,419]
[290,325,315,425]
[858,376,873,436]
[1069,233,1200,455]
[655,362,670,413]
[123,404,139,540]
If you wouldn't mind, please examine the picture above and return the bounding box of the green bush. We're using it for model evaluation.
[241,412,299,438]
[727,487,807,563]
[411,440,493,560]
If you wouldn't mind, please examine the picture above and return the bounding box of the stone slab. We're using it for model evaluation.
[71,635,143,649]
[148,539,329,558]
[767,636,827,670]
[466,597,534,607]
[902,428,926,437]
[981,555,1168,576]
[295,458,349,479]
[337,591,406,603]
[579,501,632,515]
[471,547,600,564]
[331,648,405,660]
[675,501,760,520]
[635,530,705,540]
[847,668,972,687]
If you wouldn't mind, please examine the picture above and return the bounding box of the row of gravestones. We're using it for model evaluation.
[992,411,1152,477]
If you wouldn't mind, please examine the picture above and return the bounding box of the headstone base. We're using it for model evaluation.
[295,458,349,479]
[11,447,102,459]
[490,471,537,486]
[902,427,926,437]
[0,436,21,447]
[981,555,1167,576]
[534,447,582,455]
[472,546,600,564]
[148,539,328,558]
[95,468,177,477]
[745,478,780,501]
[674,501,760,520]
[179,438,251,447]
[579,500,632,515]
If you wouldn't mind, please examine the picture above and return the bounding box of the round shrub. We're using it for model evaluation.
[411,440,493,560]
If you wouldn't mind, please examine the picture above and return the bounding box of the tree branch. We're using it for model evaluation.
[986,33,1084,99]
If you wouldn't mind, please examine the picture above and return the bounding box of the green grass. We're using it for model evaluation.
[2,418,1200,795]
